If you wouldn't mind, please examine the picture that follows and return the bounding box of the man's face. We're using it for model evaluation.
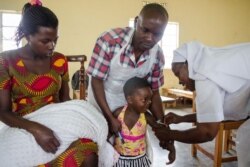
[133,13,167,51]
[172,63,195,91]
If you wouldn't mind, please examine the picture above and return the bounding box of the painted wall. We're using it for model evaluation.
[1,0,250,91]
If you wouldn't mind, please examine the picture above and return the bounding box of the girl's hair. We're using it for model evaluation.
[123,77,151,97]
[15,3,58,45]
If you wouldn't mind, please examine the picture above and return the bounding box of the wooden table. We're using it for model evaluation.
[161,96,176,112]
[163,88,195,112]
[167,88,194,100]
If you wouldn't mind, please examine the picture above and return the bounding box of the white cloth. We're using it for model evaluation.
[196,80,250,122]
[236,119,250,167]
[88,29,158,112]
[0,100,119,167]
[173,41,250,122]
[173,41,250,93]
[173,41,250,167]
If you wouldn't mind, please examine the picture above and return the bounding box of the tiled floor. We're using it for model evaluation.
[149,107,238,167]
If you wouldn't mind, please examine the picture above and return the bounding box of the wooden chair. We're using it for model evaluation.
[66,55,87,100]
[191,94,248,167]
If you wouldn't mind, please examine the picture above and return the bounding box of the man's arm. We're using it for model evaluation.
[91,77,121,133]
[149,90,164,122]
[148,48,165,122]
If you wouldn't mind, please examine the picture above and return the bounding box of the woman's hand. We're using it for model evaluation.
[164,112,182,125]
[29,122,60,154]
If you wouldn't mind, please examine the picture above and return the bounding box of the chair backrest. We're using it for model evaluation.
[66,55,87,100]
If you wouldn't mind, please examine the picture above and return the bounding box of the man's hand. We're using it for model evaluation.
[29,122,60,154]
[159,140,176,164]
[109,117,121,134]
[153,125,171,142]
[165,141,176,164]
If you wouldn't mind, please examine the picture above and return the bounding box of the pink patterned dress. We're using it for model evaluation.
[114,105,151,167]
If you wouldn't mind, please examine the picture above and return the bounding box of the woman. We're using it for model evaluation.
[0,1,98,166]
[153,41,250,167]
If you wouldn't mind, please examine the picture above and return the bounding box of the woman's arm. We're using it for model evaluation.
[154,121,220,144]
[164,112,197,125]
[0,90,60,153]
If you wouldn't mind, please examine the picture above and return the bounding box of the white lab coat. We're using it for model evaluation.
[173,41,250,167]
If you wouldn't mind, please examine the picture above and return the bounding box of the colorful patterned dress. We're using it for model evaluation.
[114,105,151,167]
[0,50,97,167]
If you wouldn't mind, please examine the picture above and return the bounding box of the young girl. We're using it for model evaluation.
[113,77,175,167]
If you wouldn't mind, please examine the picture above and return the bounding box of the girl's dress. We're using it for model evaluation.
[114,105,151,167]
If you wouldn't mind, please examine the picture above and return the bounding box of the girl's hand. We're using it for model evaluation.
[29,122,60,154]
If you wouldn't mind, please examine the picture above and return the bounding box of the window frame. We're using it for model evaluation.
[0,10,22,52]
[160,22,179,69]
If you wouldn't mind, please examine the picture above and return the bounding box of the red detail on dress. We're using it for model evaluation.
[62,150,78,167]
[25,76,55,91]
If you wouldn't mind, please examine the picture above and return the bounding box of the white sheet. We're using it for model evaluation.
[0,100,118,167]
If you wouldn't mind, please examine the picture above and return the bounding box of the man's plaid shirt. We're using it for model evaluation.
[87,27,165,90]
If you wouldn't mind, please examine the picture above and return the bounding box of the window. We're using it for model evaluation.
[129,19,179,69]
[159,22,179,69]
[0,11,22,52]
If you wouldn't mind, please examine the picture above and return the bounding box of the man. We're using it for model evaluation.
[87,3,169,134]
[154,41,250,167]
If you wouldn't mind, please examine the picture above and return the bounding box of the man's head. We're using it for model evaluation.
[133,3,168,52]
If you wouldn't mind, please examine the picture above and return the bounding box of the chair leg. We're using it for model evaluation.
[191,144,197,157]
[214,124,224,167]
[223,130,230,152]
[162,103,166,114]
[191,121,197,157]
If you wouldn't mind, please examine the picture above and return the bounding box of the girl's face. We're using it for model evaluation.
[27,26,58,57]
[128,87,153,113]
[172,63,195,91]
